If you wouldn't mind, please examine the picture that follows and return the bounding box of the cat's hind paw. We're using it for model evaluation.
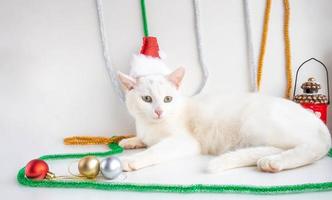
[257,156,282,173]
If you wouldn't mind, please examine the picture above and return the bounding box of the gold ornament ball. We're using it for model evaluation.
[78,156,100,179]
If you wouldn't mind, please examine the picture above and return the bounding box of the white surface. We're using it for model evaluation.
[52,149,332,186]
[1,0,332,199]
[8,145,332,200]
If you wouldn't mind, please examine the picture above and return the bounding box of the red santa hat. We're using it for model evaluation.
[140,36,160,58]
[129,37,170,78]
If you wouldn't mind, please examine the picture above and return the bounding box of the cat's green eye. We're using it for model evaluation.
[164,96,173,103]
[142,96,153,103]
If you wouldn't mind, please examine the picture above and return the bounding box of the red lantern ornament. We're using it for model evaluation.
[25,159,51,180]
[293,58,330,123]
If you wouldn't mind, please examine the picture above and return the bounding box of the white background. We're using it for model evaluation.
[1,0,332,199]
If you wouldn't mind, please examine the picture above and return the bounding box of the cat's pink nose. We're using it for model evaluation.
[154,109,163,118]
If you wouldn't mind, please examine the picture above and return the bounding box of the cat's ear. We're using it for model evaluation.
[166,67,185,89]
[117,71,137,91]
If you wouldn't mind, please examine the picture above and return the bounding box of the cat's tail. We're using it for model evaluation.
[207,146,283,173]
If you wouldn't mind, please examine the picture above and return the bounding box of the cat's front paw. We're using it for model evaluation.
[120,157,136,172]
[120,156,153,172]
[257,156,283,173]
[119,137,146,150]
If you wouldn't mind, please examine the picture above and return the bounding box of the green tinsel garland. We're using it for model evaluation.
[17,144,332,194]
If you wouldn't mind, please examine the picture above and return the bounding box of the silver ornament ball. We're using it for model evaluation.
[100,156,122,179]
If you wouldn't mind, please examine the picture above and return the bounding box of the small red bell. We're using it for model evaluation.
[293,58,330,123]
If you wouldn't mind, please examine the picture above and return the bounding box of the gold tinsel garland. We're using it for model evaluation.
[257,0,292,99]
[64,135,134,145]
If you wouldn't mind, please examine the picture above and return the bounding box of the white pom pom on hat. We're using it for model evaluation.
[129,37,171,78]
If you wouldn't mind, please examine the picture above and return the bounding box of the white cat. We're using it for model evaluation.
[117,67,331,173]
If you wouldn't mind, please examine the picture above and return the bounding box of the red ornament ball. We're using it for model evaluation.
[25,159,49,180]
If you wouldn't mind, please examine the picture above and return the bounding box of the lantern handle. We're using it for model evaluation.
[293,58,330,104]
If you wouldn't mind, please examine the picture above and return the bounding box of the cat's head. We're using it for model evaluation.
[118,67,185,122]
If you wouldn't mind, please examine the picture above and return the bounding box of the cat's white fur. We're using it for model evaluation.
[117,67,331,173]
